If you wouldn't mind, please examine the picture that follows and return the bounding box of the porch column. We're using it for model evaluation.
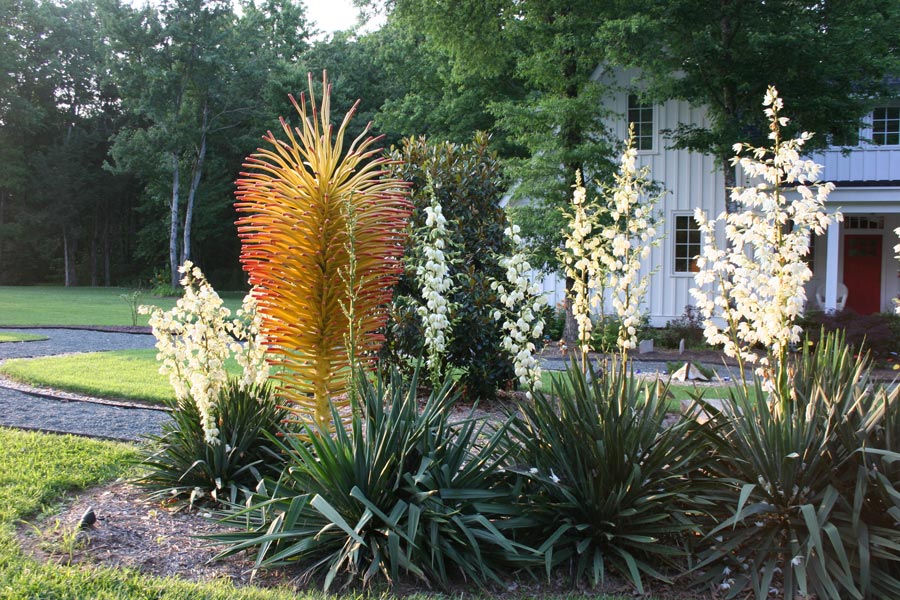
[824,219,841,312]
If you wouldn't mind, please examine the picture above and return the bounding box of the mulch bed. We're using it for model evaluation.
[16,480,718,598]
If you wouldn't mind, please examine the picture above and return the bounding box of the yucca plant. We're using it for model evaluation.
[211,367,531,590]
[235,71,411,429]
[507,362,706,594]
[136,379,286,507]
[693,331,900,599]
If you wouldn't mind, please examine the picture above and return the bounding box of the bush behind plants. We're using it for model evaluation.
[136,379,286,507]
[692,331,900,600]
[382,134,514,400]
[212,367,532,590]
[507,363,706,593]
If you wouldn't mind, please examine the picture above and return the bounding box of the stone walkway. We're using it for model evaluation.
[0,328,169,442]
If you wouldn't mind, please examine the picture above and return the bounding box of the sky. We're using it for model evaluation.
[305,0,362,34]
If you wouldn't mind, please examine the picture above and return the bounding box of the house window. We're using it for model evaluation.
[628,94,654,151]
[673,214,701,273]
[872,107,900,145]
[844,216,884,230]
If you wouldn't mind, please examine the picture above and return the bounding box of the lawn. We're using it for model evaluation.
[539,369,740,410]
[0,332,48,343]
[0,349,243,405]
[0,427,638,599]
[0,286,245,327]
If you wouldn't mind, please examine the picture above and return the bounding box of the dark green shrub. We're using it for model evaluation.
[542,302,566,341]
[507,363,706,593]
[652,305,706,349]
[692,332,900,599]
[212,368,531,590]
[381,133,514,400]
[136,379,286,507]
[589,314,649,352]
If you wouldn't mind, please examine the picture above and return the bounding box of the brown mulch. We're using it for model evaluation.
[15,481,277,586]
[16,479,720,598]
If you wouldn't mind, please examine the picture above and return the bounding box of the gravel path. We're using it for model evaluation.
[0,328,156,360]
[0,328,168,442]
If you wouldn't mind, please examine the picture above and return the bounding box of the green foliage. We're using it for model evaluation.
[542,303,566,341]
[508,363,705,593]
[136,379,285,507]
[212,368,529,590]
[589,315,649,353]
[692,331,900,599]
[600,0,900,190]
[651,305,706,349]
[382,134,514,400]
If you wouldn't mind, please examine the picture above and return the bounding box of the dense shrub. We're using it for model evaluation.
[692,332,900,599]
[136,379,286,507]
[589,314,649,353]
[212,368,528,589]
[542,302,566,341]
[381,133,514,400]
[508,363,705,593]
[651,305,706,349]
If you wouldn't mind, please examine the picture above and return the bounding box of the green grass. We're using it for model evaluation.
[0,332,48,343]
[0,286,245,327]
[0,349,244,405]
[539,369,742,410]
[0,427,637,599]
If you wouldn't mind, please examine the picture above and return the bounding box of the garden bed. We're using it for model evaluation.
[16,480,713,599]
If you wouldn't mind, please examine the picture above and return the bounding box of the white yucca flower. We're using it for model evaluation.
[140,261,269,445]
[596,132,662,354]
[691,86,839,379]
[415,188,456,382]
[491,224,548,398]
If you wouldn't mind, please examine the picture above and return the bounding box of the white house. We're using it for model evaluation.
[536,69,900,326]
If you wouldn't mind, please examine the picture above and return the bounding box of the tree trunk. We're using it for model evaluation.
[562,276,579,345]
[723,152,738,214]
[63,226,77,287]
[0,190,5,285]
[90,211,99,287]
[103,205,111,287]
[181,104,208,266]
[169,151,181,289]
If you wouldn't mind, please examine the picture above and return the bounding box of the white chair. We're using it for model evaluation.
[815,283,848,312]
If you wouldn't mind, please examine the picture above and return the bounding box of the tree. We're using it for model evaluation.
[107,0,312,288]
[600,0,900,206]
[369,0,621,343]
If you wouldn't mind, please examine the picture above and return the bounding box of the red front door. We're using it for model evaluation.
[843,234,882,314]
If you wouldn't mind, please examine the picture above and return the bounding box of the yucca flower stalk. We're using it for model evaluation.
[140,261,269,445]
[691,86,838,392]
[491,224,547,398]
[415,177,456,385]
[596,127,662,360]
[560,171,603,370]
[235,72,412,429]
